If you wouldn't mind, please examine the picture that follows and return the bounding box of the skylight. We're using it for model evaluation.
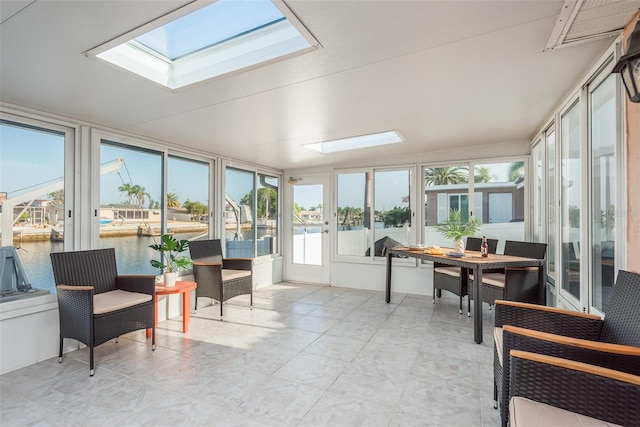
[303,131,406,154]
[86,0,319,89]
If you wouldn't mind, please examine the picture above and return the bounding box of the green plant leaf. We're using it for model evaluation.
[149,234,192,272]
[435,210,481,241]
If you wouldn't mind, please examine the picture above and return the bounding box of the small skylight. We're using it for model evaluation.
[86,0,320,89]
[303,131,406,154]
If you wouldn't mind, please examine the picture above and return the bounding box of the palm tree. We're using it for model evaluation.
[474,166,493,183]
[508,161,525,182]
[167,192,181,208]
[424,167,469,185]
[118,183,136,205]
[132,185,149,209]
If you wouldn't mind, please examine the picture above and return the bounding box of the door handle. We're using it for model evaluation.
[322,229,329,234]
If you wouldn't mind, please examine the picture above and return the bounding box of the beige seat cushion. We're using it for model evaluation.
[434,266,462,277]
[222,269,252,281]
[510,397,622,427]
[494,327,504,365]
[470,272,505,288]
[94,290,152,315]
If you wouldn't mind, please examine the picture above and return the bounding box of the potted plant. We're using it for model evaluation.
[149,234,193,287]
[435,210,481,254]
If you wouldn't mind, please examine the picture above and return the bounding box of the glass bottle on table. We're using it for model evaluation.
[481,236,489,258]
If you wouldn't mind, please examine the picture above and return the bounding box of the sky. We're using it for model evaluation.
[2,123,542,212]
[1,124,65,197]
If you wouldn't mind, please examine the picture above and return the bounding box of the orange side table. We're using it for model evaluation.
[146,280,197,338]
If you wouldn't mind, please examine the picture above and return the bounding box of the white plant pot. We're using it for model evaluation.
[163,271,177,287]
[455,239,465,254]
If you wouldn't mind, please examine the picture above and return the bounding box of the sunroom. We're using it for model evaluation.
[1,1,639,425]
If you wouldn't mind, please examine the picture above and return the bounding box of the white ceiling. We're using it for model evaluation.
[0,0,634,171]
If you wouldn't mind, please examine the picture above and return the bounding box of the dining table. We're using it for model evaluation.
[386,247,545,344]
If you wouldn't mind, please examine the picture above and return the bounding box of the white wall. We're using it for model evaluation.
[331,258,433,297]
[0,296,59,374]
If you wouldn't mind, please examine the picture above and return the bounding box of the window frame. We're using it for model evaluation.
[221,160,282,259]
[333,165,417,263]
[0,110,76,301]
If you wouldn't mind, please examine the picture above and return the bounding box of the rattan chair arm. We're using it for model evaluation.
[496,300,600,319]
[56,285,94,322]
[222,258,253,271]
[509,350,640,426]
[495,300,603,339]
[116,275,156,295]
[57,285,93,291]
[504,325,640,356]
[193,261,222,268]
[511,350,640,385]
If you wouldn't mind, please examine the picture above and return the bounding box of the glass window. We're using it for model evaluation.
[0,120,67,298]
[99,141,162,275]
[92,0,318,89]
[292,183,323,265]
[474,161,526,253]
[560,101,581,302]
[424,165,470,248]
[336,172,369,256]
[373,169,412,255]
[590,75,616,312]
[257,173,278,256]
[531,141,545,242]
[168,155,210,248]
[225,168,255,257]
[547,130,557,284]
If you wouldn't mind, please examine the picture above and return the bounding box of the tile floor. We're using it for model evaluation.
[0,283,500,427]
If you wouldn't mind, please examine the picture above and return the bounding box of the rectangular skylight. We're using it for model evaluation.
[86,0,319,89]
[303,131,406,154]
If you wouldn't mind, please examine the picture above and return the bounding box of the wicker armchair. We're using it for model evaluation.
[469,240,547,306]
[493,269,640,426]
[432,237,498,316]
[509,350,640,426]
[50,248,155,376]
[189,239,253,320]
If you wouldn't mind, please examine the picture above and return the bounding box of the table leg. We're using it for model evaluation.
[538,264,546,305]
[385,252,392,303]
[182,290,190,333]
[146,295,158,339]
[474,266,483,344]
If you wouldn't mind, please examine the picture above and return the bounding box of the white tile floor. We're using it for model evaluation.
[0,283,500,427]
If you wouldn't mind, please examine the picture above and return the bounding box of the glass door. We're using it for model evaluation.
[559,100,583,310]
[286,175,331,283]
[589,73,618,314]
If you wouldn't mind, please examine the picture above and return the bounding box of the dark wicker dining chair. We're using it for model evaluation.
[50,248,155,376]
[493,269,640,427]
[432,237,498,316]
[509,350,640,427]
[469,240,547,306]
[189,239,253,320]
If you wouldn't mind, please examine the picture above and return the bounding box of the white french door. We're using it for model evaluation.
[285,175,331,284]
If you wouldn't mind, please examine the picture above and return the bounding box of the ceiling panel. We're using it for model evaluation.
[0,0,625,170]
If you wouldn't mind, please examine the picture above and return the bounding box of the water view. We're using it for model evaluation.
[14,229,273,295]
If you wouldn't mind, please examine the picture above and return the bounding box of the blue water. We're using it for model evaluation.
[13,229,273,295]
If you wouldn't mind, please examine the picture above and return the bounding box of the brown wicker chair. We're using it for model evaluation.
[189,239,253,320]
[509,350,640,427]
[50,248,156,376]
[469,240,547,306]
[432,237,498,316]
[493,269,640,426]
